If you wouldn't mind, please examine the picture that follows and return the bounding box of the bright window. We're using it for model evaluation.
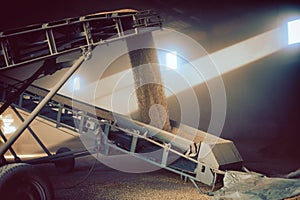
[288,18,300,45]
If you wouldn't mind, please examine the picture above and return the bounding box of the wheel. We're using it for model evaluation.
[54,147,75,173]
[0,163,54,200]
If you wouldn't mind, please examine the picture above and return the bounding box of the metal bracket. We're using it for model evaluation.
[161,143,171,167]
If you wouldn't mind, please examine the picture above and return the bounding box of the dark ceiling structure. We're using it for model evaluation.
[1,0,298,29]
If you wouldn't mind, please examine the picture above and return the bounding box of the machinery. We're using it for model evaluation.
[0,9,242,199]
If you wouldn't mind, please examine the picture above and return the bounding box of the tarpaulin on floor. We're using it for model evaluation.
[213,170,300,200]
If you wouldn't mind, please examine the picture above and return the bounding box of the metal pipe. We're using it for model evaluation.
[0,61,49,115]
[0,130,20,161]
[0,52,88,156]
[11,106,52,156]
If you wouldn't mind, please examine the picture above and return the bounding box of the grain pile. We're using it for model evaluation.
[129,48,172,132]
[48,155,212,200]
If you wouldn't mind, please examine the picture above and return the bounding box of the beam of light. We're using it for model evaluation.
[196,28,286,80]
[98,28,286,114]
[46,27,287,117]
[288,18,300,45]
[74,76,81,91]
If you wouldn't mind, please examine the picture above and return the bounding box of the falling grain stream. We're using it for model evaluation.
[128,47,172,132]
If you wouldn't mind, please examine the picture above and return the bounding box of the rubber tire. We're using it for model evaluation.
[54,147,75,173]
[0,163,54,200]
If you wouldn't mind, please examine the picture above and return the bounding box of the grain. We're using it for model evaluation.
[129,48,171,132]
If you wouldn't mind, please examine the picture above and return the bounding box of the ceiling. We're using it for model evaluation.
[1,0,298,30]
[2,0,299,54]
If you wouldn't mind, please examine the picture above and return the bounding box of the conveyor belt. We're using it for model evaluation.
[0,9,162,118]
[1,85,241,189]
[0,9,242,193]
[0,79,242,189]
[0,8,162,168]
[0,9,162,70]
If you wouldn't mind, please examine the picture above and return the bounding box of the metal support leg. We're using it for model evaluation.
[161,143,170,167]
[207,172,218,196]
[18,93,23,107]
[103,124,110,155]
[189,178,203,194]
[0,130,21,162]
[56,103,63,128]
[130,135,138,153]
[11,106,52,156]
[180,173,188,182]
[0,58,55,115]
[78,111,87,134]
[0,53,88,156]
